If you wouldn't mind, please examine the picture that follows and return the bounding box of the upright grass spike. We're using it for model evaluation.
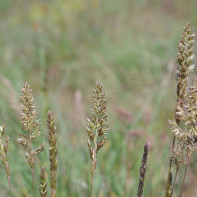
[40,167,47,197]
[17,82,44,197]
[166,22,196,196]
[137,140,149,197]
[87,82,109,197]
[47,111,58,197]
[176,22,195,108]
[0,124,11,190]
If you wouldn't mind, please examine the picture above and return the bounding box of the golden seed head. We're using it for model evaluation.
[177,22,195,103]
[87,82,109,175]
[18,82,44,169]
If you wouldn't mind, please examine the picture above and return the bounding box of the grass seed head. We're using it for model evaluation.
[18,82,44,168]
[137,140,150,197]
[87,82,109,175]
[176,22,195,112]
[40,167,47,197]
[0,124,11,188]
[47,111,58,197]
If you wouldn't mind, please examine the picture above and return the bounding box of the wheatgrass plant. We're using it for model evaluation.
[165,22,196,196]
[0,124,11,190]
[40,167,47,197]
[47,111,58,197]
[87,82,109,197]
[17,82,44,197]
[137,140,149,197]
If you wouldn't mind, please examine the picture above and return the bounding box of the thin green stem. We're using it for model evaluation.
[165,136,176,195]
[90,172,94,197]
[32,167,35,197]
[180,156,190,197]
[7,174,11,191]
[171,164,180,195]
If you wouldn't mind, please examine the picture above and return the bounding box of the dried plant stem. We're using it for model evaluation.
[180,156,190,197]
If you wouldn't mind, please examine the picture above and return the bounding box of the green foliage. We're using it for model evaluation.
[0,1,197,197]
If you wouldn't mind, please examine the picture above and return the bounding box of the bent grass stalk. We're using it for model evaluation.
[87,82,109,197]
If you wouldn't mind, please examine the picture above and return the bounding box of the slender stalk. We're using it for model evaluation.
[180,156,190,197]
[90,172,94,197]
[165,136,176,195]
[7,174,11,191]
[87,83,109,197]
[32,167,35,197]
[171,164,180,195]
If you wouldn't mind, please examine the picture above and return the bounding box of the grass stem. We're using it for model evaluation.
[180,156,190,197]
[171,164,180,195]
[90,172,94,197]
[32,167,35,197]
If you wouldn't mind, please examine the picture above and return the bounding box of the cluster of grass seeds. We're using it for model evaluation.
[137,140,150,197]
[40,167,47,197]
[18,82,44,196]
[2,21,197,197]
[86,82,109,197]
[166,22,197,197]
[0,124,11,190]
[47,111,58,197]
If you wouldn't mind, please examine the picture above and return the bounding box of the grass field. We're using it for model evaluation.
[0,1,197,196]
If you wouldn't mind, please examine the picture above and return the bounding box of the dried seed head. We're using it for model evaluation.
[47,111,58,197]
[87,82,109,176]
[137,140,149,197]
[40,167,47,197]
[0,124,11,188]
[170,78,197,157]
[18,82,44,169]
[176,22,195,109]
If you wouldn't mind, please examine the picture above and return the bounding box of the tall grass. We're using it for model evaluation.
[0,1,197,196]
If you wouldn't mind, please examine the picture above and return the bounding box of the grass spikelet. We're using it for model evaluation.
[166,22,196,196]
[87,82,109,197]
[17,82,44,197]
[137,140,149,197]
[40,167,47,197]
[47,111,58,197]
[176,21,195,108]
[0,124,11,190]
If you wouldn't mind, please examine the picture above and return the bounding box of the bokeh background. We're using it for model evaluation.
[0,0,197,196]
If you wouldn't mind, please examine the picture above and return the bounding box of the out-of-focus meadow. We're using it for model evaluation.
[1,1,197,196]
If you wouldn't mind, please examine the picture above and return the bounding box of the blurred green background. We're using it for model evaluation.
[0,0,197,196]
